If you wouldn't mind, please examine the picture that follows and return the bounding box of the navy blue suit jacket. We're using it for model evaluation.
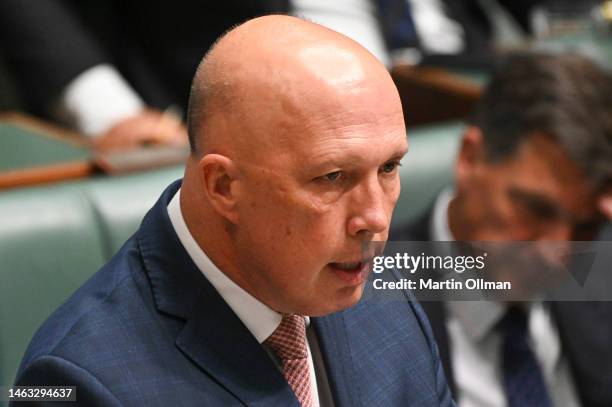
[14,181,454,406]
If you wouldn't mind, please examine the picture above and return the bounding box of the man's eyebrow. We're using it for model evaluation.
[507,187,561,218]
[310,145,408,168]
[395,146,409,159]
[383,145,408,162]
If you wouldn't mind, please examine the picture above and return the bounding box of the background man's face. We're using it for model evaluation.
[453,132,609,296]
[456,132,604,242]
[233,84,407,316]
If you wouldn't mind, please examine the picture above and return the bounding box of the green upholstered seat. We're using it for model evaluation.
[0,184,106,387]
[84,166,183,256]
[0,124,90,173]
[392,122,462,226]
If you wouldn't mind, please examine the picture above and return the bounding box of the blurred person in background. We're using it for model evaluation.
[0,0,389,150]
[382,0,539,67]
[385,0,602,68]
[391,52,612,407]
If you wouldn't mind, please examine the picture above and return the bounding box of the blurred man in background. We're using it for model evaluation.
[392,52,612,407]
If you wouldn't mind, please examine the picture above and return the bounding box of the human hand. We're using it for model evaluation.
[93,108,188,151]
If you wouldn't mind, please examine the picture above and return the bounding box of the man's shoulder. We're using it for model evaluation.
[345,278,436,347]
[13,213,243,405]
[17,237,155,376]
[317,281,452,406]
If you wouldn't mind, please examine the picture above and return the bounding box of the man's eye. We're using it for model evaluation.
[381,160,401,174]
[324,171,341,181]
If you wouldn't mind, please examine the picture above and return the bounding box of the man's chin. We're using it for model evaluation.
[301,285,365,317]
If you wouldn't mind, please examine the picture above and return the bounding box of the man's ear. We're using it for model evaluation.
[198,154,241,224]
[599,190,612,220]
[455,126,485,189]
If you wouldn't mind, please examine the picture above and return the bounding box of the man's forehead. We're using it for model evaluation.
[241,131,407,180]
[234,80,404,156]
[494,134,583,183]
[295,127,407,165]
[297,44,368,88]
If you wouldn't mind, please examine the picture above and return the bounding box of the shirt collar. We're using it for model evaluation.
[430,187,455,242]
[168,188,302,343]
[432,188,507,341]
[446,300,507,342]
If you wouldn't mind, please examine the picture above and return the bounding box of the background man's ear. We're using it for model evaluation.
[599,191,612,220]
[198,154,241,224]
[455,126,485,189]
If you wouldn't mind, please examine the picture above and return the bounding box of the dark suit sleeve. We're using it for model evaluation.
[0,0,108,113]
[11,355,122,407]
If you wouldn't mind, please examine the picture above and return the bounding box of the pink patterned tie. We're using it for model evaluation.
[264,314,315,407]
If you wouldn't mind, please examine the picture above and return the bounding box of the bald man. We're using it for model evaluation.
[13,16,453,407]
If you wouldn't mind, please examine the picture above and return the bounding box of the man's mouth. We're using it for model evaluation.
[328,258,372,284]
[332,261,361,271]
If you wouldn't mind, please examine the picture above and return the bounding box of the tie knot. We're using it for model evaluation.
[265,314,308,360]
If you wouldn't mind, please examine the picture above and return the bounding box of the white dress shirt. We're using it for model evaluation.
[431,188,581,407]
[55,64,144,137]
[167,188,322,407]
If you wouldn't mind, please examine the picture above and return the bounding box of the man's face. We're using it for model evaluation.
[455,130,605,242]
[232,84,407,316]
[452,131,611,296]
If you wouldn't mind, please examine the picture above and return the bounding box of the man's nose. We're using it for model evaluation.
[346,177,389,237]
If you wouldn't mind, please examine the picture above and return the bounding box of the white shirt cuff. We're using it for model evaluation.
[56,64,145,137]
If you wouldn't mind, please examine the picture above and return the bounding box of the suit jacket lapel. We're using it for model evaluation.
[137,181,299,406]
[176,282,299,407]
[419,301,455,395]
[391,204,457,394]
